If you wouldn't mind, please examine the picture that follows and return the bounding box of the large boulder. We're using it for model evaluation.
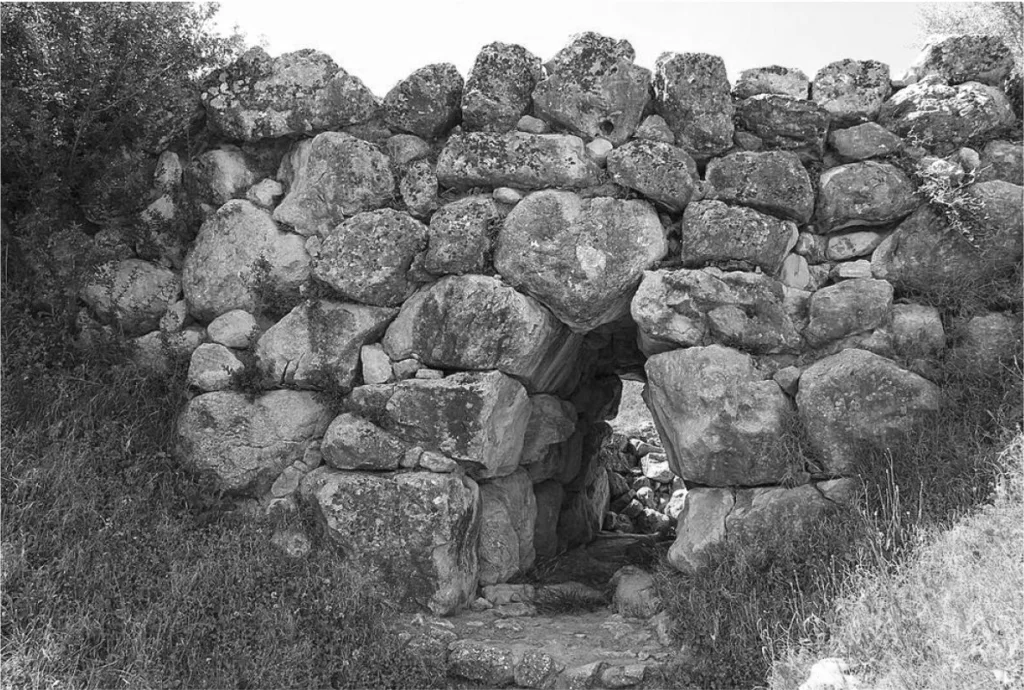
[272,132,394,237]
[383,63,464,139]
[904,35,1015,87]
[301,467,480,616]
[519,395,579,466]
[81,259,181,336]
[308,209,428,307]
[383,371,531,480]
[815,161,918,233]
[828,122,904,162]
[320,413,412,471]
[423,195,501,276]
[871,183,1023,291]
[704,150,814,224]
[462,42,543,133]
[645,345,795,486]
[495,190,666,332]
[631,268,803,356]
[201,48,378,141]
[653,52,735,160]
[797,348,941,474]
[733,65,810,99]
[735,94,830,162]
[680,200,797,275]
[811,59,891,126]
[803,278,893,347]
[532,32,650,146]
[382,275,580,393]
[255,300,397,391]
[175,389,332,495]
[478,469,536,585]
[878,77,1016,155]
[182,200,310,322]
[606,140,699,212]
[436,132,601,190]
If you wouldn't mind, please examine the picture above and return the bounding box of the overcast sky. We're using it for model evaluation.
[212,1,934,97]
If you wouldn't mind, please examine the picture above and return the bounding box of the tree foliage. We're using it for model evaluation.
[0,2,242,225]
[918,2,1024,72]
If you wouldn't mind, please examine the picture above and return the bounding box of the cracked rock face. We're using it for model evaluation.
[704,150,814,224]
[681,200,798,275]
[735,94,830,162]
[175,389,333,495]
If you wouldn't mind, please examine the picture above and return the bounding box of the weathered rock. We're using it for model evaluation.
[479,469,536,584]
[255,300,397,391]
[779,253,813,290]
[704,150,814,223]
[207,309,258,348]
[202,48,378,141]
[831,259,874,281]
[383,63,464,139]
[187,343,245,392]
[385,134,431,166]
[957,312,1022,369]
[829,122,904,162]
[645,345,795,486]
[891,303,945,358]
[246,178,284,209]
[81,259,181,336]
[309,209,428,307]
[436,132,601,190]
[634,114,676,144]
[447,640,516,686]
[680,200,798,275]
[130,327,206,374]
[905,35,1015,87]
[735,94,830,162]
[382,275,580,393]
[811,59,891,126]
[804,278,893,347]
[520,395,579,468]
[606,140,698,212]
[826,230,889,261]
[641,454,674,483]
[653,52,735,160]
[797,348,941,474]
[360,343,393,384]
[978,140,1023,185]
[733,65,810,99]
[559,437,610,549]
[815,161,918,233]
[878,77,1016,155]
[532,32,650,146]
[533,480,564,560]
[383,371,530,480]
[631,267,803,356]
[399,159,439,219]
[187,147,260,208]
[871,184,1023,291]
[176,390,332,495]
[302,467,480,615]
[496,190,666,332]
[182,201,310,322]
[424,196,500,275]
[272,132,394,237]
[667,487,733,573]
[462,42,543,133]
[321,413,412,471]
[610,566,661,618]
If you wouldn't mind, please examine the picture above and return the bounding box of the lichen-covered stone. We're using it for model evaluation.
[653,52,735,160]
[320,413,411,471]
[302,467,480,616]
[803,278,893,347]
[399,159,439,219]
[829,122,904,162]
[255,300,397,391]
[815,161,918,233]
[176,389,332,494]
[436,132,601,190]
[496,190,667,332]
[606,139,699,212]
[423,195,500,276]
[733,65,810,99]
[704,150,814,224]
[905,35,1015,87]
[878,77,1016,155]
[383,63,464,139]
[645,345,794,486]
[462,42,543,133]
[826,230,889,261]
[187,147,260,208]
[447,640,516,686]
[680,200,797,274]
[187,343,244,392]
[182,200,310,322]
[381,275,580,393]
[309,209,428,307]
[797,349,941,474]
[978,140,1023,184]
[81,259,181,336]
[811,59,891,126]
[207,309,258,349]
[532,32,651,146]
[891,303,945,358]
[736,94,831,162]
[202,48,378,141]
[385,134,431,166]
[478,469,536,584]
[272,132,394,236]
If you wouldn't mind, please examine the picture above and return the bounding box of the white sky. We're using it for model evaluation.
[212,1,936,97]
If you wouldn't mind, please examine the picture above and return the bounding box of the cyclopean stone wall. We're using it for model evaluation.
[77,33,1023,615]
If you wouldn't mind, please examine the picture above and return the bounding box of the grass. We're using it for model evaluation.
[0,291,447,690]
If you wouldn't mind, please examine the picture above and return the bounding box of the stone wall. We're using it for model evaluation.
[77,33,1023,615]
